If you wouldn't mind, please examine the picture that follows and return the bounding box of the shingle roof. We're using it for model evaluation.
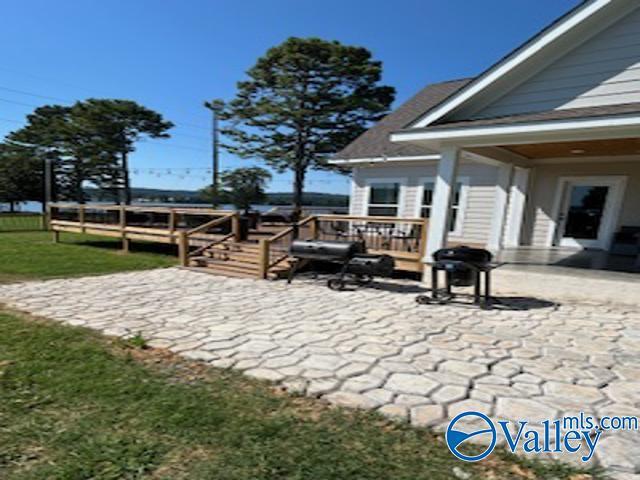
[333,78,471,160]
[410,102,640,132]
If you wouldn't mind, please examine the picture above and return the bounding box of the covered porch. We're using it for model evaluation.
[391,118,640,277]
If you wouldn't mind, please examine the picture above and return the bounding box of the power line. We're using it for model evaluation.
[0,113,209,151]
[0,78,210,132]
[0,97,40,108]
[0,86,70,103]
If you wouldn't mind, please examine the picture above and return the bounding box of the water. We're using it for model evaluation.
[1,201,346,215]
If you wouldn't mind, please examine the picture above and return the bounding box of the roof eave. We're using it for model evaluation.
[391,114,640,148]
[409,0,618,129]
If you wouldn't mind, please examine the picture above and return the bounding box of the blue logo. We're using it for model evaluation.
[446,411,497,462]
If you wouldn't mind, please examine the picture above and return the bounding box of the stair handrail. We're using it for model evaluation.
[258,215,317,278]
[186,211,237,236]
[179,211,240,266]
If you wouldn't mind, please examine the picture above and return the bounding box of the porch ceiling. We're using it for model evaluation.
[499,137,640,159]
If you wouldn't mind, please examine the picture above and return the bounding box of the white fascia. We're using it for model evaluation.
[391,115,640,148]
[410,0,612,128]
[328,154,441,166]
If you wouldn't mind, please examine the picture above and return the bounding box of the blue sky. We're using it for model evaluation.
[1,0,580,195]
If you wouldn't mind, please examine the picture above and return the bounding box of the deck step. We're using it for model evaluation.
[189,256,260,273]
[204,249,260,264]
[189,236,294,279]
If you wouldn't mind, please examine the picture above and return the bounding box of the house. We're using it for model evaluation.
[332,0,640,273]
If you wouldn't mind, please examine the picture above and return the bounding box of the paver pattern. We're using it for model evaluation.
[1,268,639,477]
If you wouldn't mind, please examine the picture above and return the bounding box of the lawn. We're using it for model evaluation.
[0,229,177,283]
[0,310,594,480]
[0,213,44,232]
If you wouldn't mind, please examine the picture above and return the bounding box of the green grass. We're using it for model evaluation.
[0,213,44,232]
[0,230,176,283]
[0,311,596,480]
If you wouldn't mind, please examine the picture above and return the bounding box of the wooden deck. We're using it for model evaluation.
[47,204,431,278]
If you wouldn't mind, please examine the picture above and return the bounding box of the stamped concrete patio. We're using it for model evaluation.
[1,268,639,477]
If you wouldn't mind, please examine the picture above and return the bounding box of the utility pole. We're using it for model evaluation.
[204,99,224,208]
[43,157,54,230]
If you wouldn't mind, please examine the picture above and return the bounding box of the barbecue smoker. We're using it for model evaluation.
[288,239,395,290]
[416,246,496,308]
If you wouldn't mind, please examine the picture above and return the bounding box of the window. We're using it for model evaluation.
[420,180,466,234]
[367,182,400,217]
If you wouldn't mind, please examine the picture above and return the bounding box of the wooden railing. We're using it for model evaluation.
[179,212,240,266]
[48,203,238,256]
[258,216,315,278]
[258,214,428,278]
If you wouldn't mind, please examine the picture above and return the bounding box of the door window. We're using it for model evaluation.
[564,185,609,240]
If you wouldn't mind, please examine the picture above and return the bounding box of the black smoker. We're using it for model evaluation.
[416,246,496,308]
[288,239,395,290]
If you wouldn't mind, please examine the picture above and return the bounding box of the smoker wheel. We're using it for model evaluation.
[415,295,431,305]
[355,274,374,285]
[327,278,346,291]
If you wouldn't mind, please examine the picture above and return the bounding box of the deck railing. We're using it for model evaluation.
[179,212,240,266]
[48,203,238,254]
[258,214,428,278]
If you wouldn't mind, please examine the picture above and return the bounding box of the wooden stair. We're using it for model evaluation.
[188,240,293,279]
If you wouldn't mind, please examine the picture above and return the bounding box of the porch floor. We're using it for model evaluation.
[497,247,640,279]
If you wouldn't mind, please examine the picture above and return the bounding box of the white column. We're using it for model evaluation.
[487,162,513,251]
[424,146,459,260]
[503,167,530,248]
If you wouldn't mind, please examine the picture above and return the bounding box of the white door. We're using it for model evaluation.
[555,177,626,249]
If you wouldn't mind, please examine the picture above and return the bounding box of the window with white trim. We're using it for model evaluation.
[367,182,400,217]
[420,179,467,235]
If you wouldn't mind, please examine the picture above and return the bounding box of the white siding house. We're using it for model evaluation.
[334,0,640,274]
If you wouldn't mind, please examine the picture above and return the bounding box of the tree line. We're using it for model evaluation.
[1,37,394,215]
[0,100,172,210]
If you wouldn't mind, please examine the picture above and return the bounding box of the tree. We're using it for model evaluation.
[0,144,43,211]
[201,167,272,214]
[6,100,173,204]
[72,99,173,204]
[217,37,394,218]
[6,105,111,203]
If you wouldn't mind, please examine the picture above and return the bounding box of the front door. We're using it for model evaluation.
[556,177,625,249]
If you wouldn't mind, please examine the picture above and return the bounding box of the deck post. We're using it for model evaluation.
[258,239,269,279]
[52,229,59,243]
[178,231,189,267]
[309,216,318,239]
[232,212,241,242]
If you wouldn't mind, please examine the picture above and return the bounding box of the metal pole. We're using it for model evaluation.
[43,158,53,230]
[205,100,223,208]
[212,108,219,207]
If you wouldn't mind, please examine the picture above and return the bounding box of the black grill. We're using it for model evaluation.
[417,246,497,308]
[288,239,394,290]
[289,239,365,262]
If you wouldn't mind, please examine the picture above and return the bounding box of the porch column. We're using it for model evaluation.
[425,146,459,259]
[487,163,513,251]
[503,167,530,248]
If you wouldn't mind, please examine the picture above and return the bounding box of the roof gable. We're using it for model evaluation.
[333,79,470,160]
[409,0,639,129]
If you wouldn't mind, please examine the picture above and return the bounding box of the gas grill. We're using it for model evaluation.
[416,246,498,308]
[287,239,395,290]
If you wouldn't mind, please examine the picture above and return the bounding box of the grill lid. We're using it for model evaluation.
[290,239,365,261]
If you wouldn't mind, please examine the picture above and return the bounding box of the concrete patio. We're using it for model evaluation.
[1,267,639,477]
